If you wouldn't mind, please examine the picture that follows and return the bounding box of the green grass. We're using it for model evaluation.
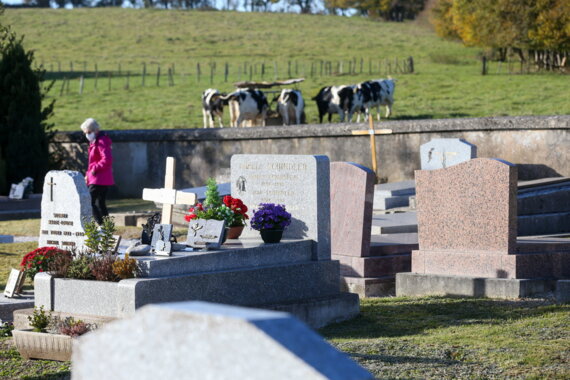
[4,9,569,131]
[321,297,570,379]
[0,241,37,292]
[0,296,567,379]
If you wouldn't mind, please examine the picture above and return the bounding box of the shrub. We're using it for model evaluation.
[20,247,68,281]
[28,306,51,333]
[83,216,116,254]
[89,254,118,282]
[0,319,14,337]
[66,253,95,280]
[112,254,139,280]
[52,317,93,338]
[47,249,74,278]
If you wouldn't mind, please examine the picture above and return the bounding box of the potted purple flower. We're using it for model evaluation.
[250,203,292,244]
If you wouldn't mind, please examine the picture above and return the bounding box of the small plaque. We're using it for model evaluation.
[4,269,25,298]
[9,184,25,200]
[151,224,173,256]
[186,219,226,249]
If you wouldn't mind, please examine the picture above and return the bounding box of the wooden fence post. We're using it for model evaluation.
[197,63,201,83]
[225,63,229,82]
[482,56,488,75]
[408,56,414,73]
[108,72,112,91]
[94,64,98,90]
[156,66,161,86]
[79,76,84,94]
[142,63,146,86]
[60,78,66,96]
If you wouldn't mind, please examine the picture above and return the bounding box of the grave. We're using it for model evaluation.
[373,180,416,210]
[38,170,92,251]
[32,154,359,328]
[330,162,417,297]
[397,158,570,299]
[420,138,477,170]
[72,302,373,380]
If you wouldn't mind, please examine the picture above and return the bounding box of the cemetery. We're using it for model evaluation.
[0,121,569,378]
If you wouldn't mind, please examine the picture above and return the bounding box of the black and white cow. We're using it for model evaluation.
[276,89,305,125]
[222,89,269,127]
[356,79,396,122]
[312,85,362,123]
[201,88,226,128]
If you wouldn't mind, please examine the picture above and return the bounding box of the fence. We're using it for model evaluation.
[39,57,415,96]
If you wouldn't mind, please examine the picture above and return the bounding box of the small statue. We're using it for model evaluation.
[141,212,161,245]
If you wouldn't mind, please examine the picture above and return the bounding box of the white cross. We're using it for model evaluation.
[142,157,197,224]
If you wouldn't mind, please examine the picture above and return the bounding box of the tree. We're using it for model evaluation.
[0,7,55,194]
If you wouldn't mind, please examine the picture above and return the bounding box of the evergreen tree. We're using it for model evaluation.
[0,7,54,194]
[203,178,222,208]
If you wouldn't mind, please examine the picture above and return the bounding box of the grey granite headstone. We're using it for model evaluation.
[186,219,225,249]
[420,138,477,170]
[231,154,331,261]
[38,171,92,251]
[72,301,373,380]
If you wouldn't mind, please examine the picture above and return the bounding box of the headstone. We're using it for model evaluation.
[231,154,331,260]
[38,170,92,250]
[420,138,477,170]
[397,158,570,298]
[186,219,225,249]
[330,162,374,257]
[416,158,517,254]
[150,224,173,256]
[8,177,33,200]
[72,301,374,380]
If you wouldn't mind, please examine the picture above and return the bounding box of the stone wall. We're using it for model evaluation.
[52,115,570,198]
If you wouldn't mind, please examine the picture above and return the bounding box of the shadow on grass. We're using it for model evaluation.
[320,296,564,339]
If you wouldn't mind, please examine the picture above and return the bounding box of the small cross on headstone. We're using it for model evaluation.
[142,157,197,224]
[351,117,392,179]
[47,177,56,202]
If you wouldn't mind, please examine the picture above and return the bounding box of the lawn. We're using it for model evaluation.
[3,9,569,131]
[0,296,568,379]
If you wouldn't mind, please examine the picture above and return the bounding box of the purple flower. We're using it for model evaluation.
[250,203,292,231]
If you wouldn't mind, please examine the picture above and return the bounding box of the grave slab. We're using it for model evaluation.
[0,293,34,322]
[396,273,556,299]
[38,171,92,251]
[373,180,416,210]
[0,235,14,243]
[371,212,418,235]
[231,154,331,261]
[72,302,373,380]
[334,253,411,277]
[420,138,477,170]
[340,276,397,298]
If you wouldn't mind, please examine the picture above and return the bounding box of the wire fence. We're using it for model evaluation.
[39,57,415,96]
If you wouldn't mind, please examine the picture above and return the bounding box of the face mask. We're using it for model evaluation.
[86,132,96,142]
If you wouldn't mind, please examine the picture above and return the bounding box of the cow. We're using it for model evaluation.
[222,89,269,127]
[275,89,305,125]
[312,85,362,123]
[201,88,226,128]
[356,79,396,122]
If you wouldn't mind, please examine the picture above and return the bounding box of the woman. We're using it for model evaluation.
[80,118,114,225]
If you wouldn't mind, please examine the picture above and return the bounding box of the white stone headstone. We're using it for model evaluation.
[231,154,331,261]
[420,138,477,170]
[72,301,374,380]
[38,170,92,250]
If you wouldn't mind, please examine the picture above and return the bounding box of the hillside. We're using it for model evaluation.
[3,8,569,131]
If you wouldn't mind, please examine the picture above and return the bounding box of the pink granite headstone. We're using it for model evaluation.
[416,158,518,254]
[330,162,375,257]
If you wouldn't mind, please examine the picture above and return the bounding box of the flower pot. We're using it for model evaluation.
[260,229,284,244]
[12,329,73,361]
[227,225,245,239]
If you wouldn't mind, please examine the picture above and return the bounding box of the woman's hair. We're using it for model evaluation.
[80,118,100,133]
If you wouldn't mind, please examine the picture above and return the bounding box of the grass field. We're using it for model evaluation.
[0,296,568,379]
[4,9,569,131]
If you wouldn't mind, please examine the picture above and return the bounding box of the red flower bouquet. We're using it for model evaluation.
[20,247,69,280]
[222,195,249,227]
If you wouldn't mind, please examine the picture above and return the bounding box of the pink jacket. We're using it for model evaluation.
[86,132,114,186]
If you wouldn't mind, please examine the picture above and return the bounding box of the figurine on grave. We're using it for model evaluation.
[141,212,161,245]
[81,118,114,225]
